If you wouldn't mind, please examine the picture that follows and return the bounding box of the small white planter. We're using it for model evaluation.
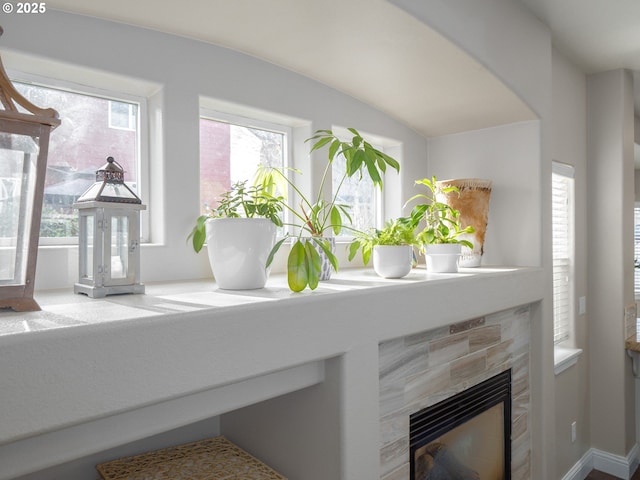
[205,218,276,290]
[424,243,462,273]
[372,245,413,279]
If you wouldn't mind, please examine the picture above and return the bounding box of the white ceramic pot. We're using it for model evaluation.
[372,245,413,278]
[424,243,462,273]
[205,218,276,289]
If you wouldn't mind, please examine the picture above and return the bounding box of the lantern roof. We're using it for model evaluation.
[76,156,142,204]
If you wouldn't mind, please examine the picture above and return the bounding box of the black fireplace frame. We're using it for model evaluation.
[409,369,512,480]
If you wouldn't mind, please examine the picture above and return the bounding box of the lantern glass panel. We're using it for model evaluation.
[101,183,139,202]
[0,132,40,285]
[80,214,94,280]
[110,215,129,280]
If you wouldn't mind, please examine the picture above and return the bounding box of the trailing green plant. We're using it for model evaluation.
[404,176,475,249]
[188,180,283,253]
[255,127,400,292]
[348,217,417,266]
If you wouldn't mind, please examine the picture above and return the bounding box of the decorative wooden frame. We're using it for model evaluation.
[0,28,60,312]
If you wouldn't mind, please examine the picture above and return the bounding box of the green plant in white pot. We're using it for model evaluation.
[189,180,283,289]
[405,176,474,273]
[348,217,417,278]
[255,127,400,292]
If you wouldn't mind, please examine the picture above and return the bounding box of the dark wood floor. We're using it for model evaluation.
[585,467,640,480]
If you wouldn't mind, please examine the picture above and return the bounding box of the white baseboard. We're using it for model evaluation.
[561,444,640,480]
[560,450,594,480]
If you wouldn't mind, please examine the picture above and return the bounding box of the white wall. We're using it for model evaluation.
[551,48,590,478]
[426,121,541,267]
[587,69,636,457]
[0,10,427,289]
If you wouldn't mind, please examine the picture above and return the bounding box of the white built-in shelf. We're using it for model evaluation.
[0,266,544,479]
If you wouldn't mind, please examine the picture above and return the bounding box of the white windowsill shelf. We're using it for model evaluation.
[0,266,544,480]
[554,346,583,375]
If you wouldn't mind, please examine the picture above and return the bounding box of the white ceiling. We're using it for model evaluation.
[515,0,640,74]
[27,1,640,138]
[40,0,537,138]
[515,0,640,121]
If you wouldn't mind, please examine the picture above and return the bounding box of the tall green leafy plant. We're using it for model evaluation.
[405,176,474,249]
[256,127,400,292]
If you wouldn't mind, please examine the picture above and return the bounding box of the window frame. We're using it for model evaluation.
[551,161,575,347]
[198,107,293,232]
[8,70,150,245]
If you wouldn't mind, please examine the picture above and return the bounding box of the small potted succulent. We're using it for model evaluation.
[189,180,283,289]
[256,127,400,292]
[348,217,417,278]
[405,176,474,273]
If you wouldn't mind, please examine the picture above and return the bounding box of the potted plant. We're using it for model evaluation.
[405,176,475,273]
[188,180,283,289]
[348,217,417,278]
[255,127,400,292]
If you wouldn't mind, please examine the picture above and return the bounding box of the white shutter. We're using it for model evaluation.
[634,207,640,298]
[552,162,574,345]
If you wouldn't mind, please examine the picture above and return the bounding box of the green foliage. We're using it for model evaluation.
[188,180,283,253]
[256,127,400,292]
[405,176,475,250]
[348,217,417,266]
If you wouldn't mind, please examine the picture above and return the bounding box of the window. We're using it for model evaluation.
[12,80,143,243]
[552,162,575,345]
[634,206,640,298]
[109,101,137,131]
[332,153,379,235]
[198,113,288,214]
[331,129,395,236]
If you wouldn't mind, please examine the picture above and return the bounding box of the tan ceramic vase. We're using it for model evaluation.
[436,178,492,267]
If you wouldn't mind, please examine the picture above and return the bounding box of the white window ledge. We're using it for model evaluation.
[0,266,545,480]
[554,346,583,375]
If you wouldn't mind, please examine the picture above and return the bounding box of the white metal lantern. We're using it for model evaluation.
[73,156,145,298]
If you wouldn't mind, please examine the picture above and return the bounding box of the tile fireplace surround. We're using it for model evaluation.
[0,267,543,479]
[379,304,531,480]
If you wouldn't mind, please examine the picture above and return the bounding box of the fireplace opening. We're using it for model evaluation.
[409,370,512,480]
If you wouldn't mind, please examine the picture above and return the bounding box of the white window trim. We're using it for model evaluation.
[8,70,151,244]
[552,160,580,372]
[199,106,294,234]
[554,347,583,375]
[552,160,574,345]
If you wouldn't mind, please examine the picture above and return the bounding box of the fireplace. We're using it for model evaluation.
[409,370,512,480]
[378,305,530,480]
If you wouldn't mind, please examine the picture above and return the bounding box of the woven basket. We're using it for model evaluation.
[96,436,287,480]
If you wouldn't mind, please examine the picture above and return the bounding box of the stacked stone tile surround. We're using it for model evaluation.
[379,304,531,480]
